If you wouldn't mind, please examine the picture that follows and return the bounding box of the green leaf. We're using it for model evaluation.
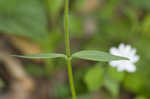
[107,66,125,82]
[72,50,127,62]
[12,53,67,59]
[134,95,147,99]
[55,83,70,98]
[104,71,120,98]
[70,14,84,37]
[102,66,124,98]
[129,0,150,10]
[84,65,104,91]
[142,14,150,35]
[0,0,48,38]
[124,73,144,93]
[48,0,63,15]
[26,64,46,76]
[104,78,119,98]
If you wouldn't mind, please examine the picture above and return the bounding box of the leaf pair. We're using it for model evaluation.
[13,50,127,62]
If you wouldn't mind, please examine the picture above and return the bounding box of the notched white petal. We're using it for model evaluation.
[110,47,119,55]
[119,43,125,51]
[126,64,136,72]
[109,43,139,72]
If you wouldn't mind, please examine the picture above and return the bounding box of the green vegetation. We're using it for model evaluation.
[0,0,150,99]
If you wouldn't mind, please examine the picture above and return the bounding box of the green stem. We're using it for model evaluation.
[65,0,70,57]
[65,0,77,99]
[67,58,77,99]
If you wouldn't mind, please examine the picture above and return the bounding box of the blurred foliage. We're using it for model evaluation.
[0,0,150,98]
[134,95,147,99]
[84,64,104,91]
[0,0,48,38]
[0,79,5,88]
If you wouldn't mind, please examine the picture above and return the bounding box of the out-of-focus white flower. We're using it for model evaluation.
[109,43,139,72]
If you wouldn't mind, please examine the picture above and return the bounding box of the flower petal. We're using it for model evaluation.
[110,47,119,55]
[125,63,136,72]
[109,43,139,72]
[117,64,126,72]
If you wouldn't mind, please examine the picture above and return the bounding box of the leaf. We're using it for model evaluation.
[72,50,127,62]
[124,73,144,93]
[104,71,120,98]
[84,65,104,91]
[104,78,119,98]
[26,64,46,76]
[48,0,63,15]
[129,0,150,10]
[12,53,67,59]
[55,83,70,98]
[142,14,150,36]
[70,14,84,37]
[0,0,48,38]
[107,66,125,82]
[103,66,124,98]
[134,95,147,99]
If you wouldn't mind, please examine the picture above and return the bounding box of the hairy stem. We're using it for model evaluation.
[65,0,77,99]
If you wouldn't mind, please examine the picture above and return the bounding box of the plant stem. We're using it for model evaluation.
[67,58,77,99]
[65,0,70,57]
[65,0,77,99]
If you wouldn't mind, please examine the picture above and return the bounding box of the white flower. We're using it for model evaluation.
[109,43,139,72]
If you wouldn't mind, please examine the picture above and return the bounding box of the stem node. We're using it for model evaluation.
[65,0,77,99]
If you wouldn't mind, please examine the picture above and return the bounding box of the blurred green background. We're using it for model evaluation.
[0,0,150,99]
